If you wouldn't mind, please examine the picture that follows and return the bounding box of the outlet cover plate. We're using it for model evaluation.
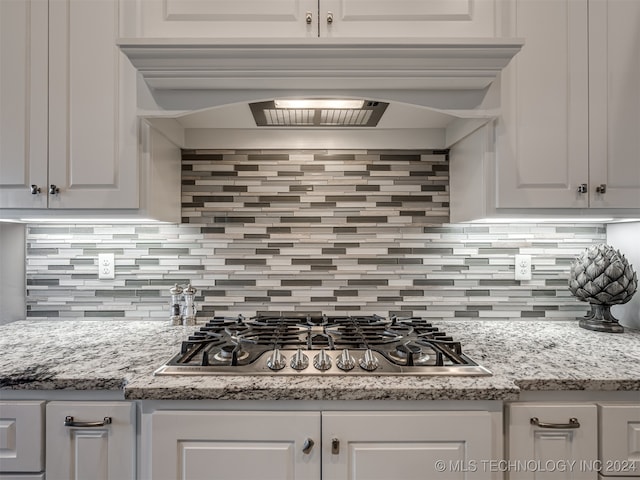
[515,254,532,281]
[98,253,115,280]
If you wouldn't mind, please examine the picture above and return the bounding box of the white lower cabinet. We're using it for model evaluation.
[144,410,321,480]
[0,401,45,478]
[45,401,136,480]
[507,403,598,480]
[322,411,494,480]
[142,409,497,480]
[597,404,640,479]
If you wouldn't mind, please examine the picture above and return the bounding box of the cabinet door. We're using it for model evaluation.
[144,410,321,480]
[48,0,138,209]
[320,0,499,37]
[588,0,640,208]
[0,401,44,473]
[45,401,135,480]
[0,0,48,209]
[598,404,640,477]
[497,0,590,209]
[507,403,598,480]
[130,0,499,39]
[130,0,316,38]
[322,411,495,480]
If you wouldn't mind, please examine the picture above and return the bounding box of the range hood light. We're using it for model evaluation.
[250,99,388,127]
[274,99,365,109]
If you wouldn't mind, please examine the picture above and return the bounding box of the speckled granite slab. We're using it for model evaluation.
[0,320,638,401]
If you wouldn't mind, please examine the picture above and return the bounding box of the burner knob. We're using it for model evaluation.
[313,349,332,371]
[266,349,287,371]
[336,349,356,371]
[359,349,379,372]
[290,349,309,371]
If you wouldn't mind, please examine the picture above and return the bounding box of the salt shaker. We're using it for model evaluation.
[182,284,198,325]
[169,284,183,325]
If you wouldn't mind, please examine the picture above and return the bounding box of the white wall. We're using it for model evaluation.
[607,222,640,330]
[0,223,26,323]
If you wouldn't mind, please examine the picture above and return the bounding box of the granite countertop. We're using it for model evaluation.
[0,320,638,401]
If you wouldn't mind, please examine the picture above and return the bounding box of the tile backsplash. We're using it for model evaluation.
[26,150,605,320]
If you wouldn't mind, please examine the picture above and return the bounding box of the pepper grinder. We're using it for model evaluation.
[169,284,183,325]
[182,284,198,326]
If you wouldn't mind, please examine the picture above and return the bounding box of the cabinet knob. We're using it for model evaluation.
[30,185,41,195]
[305,11,312,24]
[49,184,60,195]
[327,11,334,24]
[530,417,580,429]
[577,184,588,194]
[596,184,607,194]
[302,438,315,454]
[331,437,340,454]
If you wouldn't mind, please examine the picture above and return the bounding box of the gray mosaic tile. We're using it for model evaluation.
[24,150,607,319]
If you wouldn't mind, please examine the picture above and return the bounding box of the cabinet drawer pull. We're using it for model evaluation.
[530,417,580,429]
[30,185,41,194]
[305,11,312,24]
[64,415,112,428]
[596,184,607,194]
[327,12,334,24]
[302,438,314,454]
[49,184,60,195]
[577,184,588,194]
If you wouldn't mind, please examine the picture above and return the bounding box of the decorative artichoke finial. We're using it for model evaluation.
[569,244,637,333]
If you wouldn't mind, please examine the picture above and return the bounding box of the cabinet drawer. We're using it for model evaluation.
[46,401,135,480]
[507,403,598,480]
[0,401,45,473]
[598,404,640,477]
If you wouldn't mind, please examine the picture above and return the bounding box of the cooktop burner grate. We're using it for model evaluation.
[155,314,491,376]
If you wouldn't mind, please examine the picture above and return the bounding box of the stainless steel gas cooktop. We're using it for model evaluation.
[155,314,491,376]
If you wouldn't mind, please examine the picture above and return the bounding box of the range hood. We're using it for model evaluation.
[118,38,522,93]
[118,37,523,148]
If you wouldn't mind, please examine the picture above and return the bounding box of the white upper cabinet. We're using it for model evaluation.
[495,0,640,211]
[451,0,640,221]
[127,0,500,38]
[320,0,499,38]
[0,0,48,209]
[496,0,590,209]
[588,0,640,209]
[0,0,181,221]
[47,0,139,210]
[0,0,137,211]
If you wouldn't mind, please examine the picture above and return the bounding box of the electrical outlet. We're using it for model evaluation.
[515,254,532,281]
[98,253,115,280]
